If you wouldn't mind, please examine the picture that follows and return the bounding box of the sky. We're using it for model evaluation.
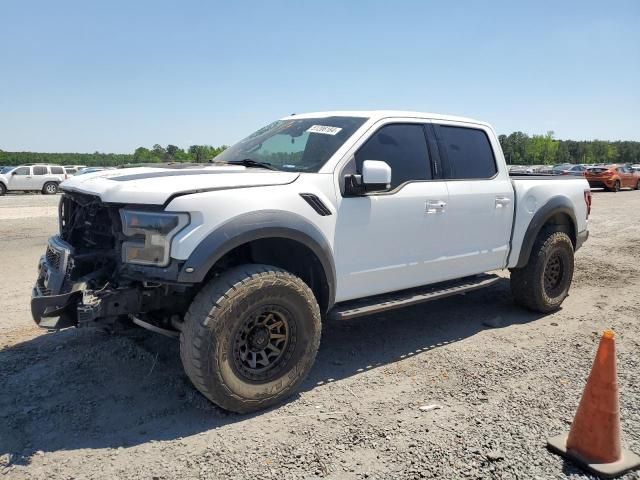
[1,0,639,153]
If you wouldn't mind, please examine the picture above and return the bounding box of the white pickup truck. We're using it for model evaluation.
[31,111,591,412]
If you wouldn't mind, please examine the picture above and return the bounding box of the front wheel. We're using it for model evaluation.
[180,264,321,413]
[612,180,621,192]
[510,230,574,313]
[635,180,640,191]
[42,182,58,195]
[0,183,5,196]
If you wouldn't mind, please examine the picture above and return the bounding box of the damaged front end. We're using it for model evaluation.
[32,191,194,332]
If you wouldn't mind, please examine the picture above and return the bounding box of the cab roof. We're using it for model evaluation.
[282,110,490,127]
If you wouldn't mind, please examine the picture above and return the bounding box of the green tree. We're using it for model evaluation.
[555,142,571,164]
[133,147,152,162]
[188,145,207,162]
[507,131,529,164]
[166,144,181,160]
[524,131,558,165]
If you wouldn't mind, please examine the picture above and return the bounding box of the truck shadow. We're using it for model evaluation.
[0,278,546,461]
[307,277,546,388]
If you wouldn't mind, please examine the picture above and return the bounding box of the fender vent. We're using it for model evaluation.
[300,193,332,216]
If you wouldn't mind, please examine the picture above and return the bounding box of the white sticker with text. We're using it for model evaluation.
[307,125,342,135]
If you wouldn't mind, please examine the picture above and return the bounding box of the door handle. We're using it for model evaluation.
[495,196,512,208]
[426,200,447,214]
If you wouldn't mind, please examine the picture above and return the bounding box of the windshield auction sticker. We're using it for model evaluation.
[307,125,342,135]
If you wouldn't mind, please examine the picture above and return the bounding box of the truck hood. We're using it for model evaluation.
[61,166,300,204]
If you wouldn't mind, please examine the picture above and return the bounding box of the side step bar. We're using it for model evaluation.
[327,273,500,321]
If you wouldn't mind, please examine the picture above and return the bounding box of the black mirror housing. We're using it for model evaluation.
[344,174,365,196]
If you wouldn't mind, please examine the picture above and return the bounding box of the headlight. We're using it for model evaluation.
[120,210,189,266]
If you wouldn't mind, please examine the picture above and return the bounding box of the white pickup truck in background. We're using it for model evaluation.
[30,111,590,412]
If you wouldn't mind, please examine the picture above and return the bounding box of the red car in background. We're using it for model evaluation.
[585,165,640,192]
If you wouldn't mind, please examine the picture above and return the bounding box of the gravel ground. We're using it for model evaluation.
[0,191,639,480]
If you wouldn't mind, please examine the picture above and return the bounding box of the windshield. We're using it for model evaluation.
[213,116,367,172]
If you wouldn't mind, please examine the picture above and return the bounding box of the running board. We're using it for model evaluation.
[327,273,500,321]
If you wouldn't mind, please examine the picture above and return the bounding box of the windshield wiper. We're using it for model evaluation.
[216,159,278,171]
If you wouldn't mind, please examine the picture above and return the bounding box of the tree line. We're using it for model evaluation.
[1,135,639,167]
[498,132,640,165]
[0,144,228,167]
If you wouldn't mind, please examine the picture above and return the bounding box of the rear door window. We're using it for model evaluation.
[355,123,431,189]
[434,125,497,179]
[33,166,47,175]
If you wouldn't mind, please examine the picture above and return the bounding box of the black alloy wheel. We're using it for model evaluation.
[232,306,296,382]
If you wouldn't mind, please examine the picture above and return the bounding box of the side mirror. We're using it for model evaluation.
[362,160,392,192]
[11,171,16,175]
[343,160,392,196]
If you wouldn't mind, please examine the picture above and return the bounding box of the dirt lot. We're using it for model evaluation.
[1,191,639,479]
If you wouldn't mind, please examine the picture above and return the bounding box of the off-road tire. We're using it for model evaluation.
[0,183,5,196]
[510,230,574,313]
[180,264,321,413]
[42,182,58,195]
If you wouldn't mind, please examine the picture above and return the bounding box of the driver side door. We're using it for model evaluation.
[333,121,450,302]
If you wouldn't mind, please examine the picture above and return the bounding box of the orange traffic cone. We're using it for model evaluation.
[547,330,640,478]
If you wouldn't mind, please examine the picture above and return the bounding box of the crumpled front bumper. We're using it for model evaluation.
[32,254,81,329]
[32,235,153,330]
[31,286,81,329]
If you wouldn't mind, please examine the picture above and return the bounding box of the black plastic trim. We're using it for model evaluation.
[515,196,578,268]
[300,193,332,216]
[364,183,390,193]
[344,177,447,197]
[424,124,443,179]
[505,180,518,268]
[31,288,81,329]
[328,273,499,320]
[177,211,336,309]
[575,229,589,251]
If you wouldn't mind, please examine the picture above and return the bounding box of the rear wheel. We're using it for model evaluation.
[42,182,58,195]
[612,180,621,192]
[510,230,574,313]
[635,180,640,190]
[180,264,321,413]
[0,183,5,196]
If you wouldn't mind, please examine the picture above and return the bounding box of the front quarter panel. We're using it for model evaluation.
[166,176,336,260]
